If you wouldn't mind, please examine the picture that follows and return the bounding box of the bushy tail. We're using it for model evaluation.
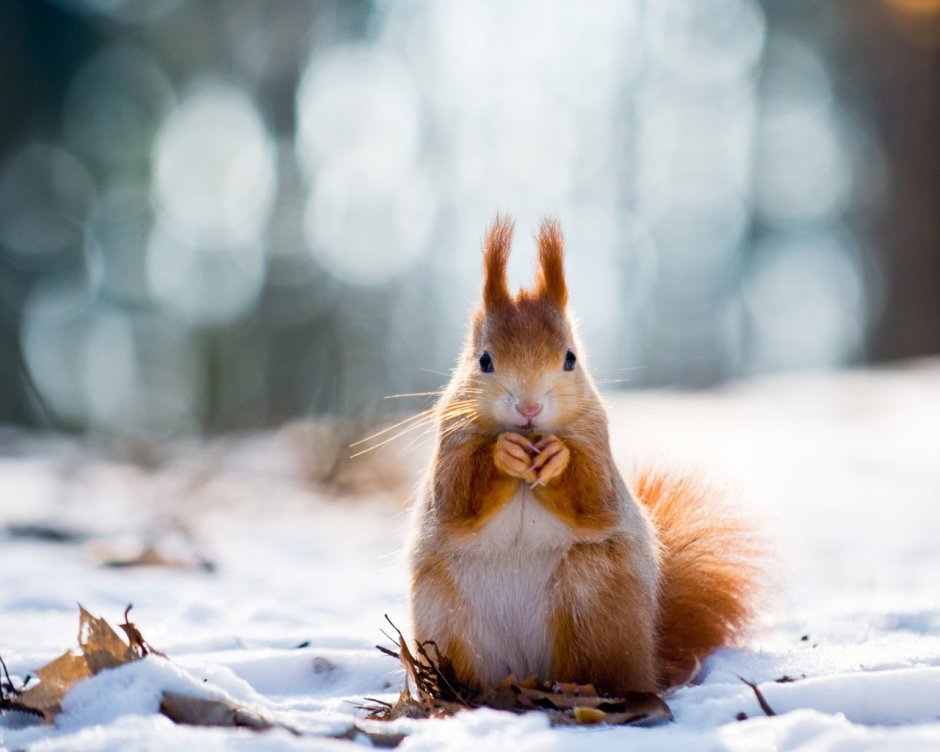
[633,470,765,686]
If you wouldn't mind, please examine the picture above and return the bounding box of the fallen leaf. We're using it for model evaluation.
[78,605,138,672]
[97,543,214,572]
[118,605,165,658]
[332,724,407,748]
[3,607,407,745]
[14,651,92,722]
[572,706,607,723]
[364,616,673,727]
[12,604,148,722]
[159,691,294,733]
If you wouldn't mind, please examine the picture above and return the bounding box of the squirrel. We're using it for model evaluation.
[408,215,762,695]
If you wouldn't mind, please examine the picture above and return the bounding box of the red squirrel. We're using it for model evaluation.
[408,215,761,695]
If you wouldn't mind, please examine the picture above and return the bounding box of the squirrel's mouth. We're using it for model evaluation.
[516,420,536,431]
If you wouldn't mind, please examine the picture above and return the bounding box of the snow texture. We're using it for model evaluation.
[2,362,939,750]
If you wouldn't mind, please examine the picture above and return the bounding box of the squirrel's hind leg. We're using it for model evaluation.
[549,536,660,695]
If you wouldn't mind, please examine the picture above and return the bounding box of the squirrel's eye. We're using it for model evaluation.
[479,351,494,373]
[564,349,577,371]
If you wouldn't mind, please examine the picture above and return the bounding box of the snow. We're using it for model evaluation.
[2,361,940,750]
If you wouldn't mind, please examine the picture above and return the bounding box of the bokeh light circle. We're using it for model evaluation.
[146,221,266,327]
[153,82,277,245]
[0,143,96,261]
[21,281,92,424]
[745,233,866,371]
[87,179,154,302]
[295,46,421,185]
[64,44,175,166]
[647,0,766,84]
[303,163,436,286]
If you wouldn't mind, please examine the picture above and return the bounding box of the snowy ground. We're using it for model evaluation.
[2,361,939,751]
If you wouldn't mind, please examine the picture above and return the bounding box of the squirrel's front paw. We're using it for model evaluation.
[529,435,570,487]
[494,432,539,480]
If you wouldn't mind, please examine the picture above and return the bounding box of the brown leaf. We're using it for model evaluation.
[119,605,166,659]
[573,704,672,726]
[516,686,610,710]
[99,544,213,572]
[576,693,673,726]
[77,605,138,672]
[515,685,672,725]
[14,651,91,722]
[550,681,598,696]
[365,617,673,727]
[572,706,607,723]
[12,604,146,723]
[159,691,296,734]
[332,724,406,748]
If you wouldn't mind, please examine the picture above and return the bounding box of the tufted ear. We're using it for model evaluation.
[534,217,568,309]
[482,214,514,310]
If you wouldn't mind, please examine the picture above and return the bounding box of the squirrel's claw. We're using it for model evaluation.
[529,435,570,487]
[495,433,538,479]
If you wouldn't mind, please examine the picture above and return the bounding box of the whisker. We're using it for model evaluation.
[350,408,435,447]
[398,423,442,455]
[350,417,438,458]
[590,366,647,375]
[383,391,445,400]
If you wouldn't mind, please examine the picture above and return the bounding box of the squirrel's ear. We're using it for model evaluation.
[482,214,513,310]
[534,217,568,309]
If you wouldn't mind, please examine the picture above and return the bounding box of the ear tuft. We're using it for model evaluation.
[482,214,514,309]
[535,217,568,309]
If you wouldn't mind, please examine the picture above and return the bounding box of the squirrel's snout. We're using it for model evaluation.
[515,400,544,418]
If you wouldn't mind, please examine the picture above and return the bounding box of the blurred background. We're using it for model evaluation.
[0,0,938,441]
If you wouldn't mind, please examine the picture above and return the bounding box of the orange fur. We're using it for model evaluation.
[410,549,481,686]
[529,438,620,537]
[433,431,519,536]
[550,535,659,694]
[633,470,764,685]
[534,218,568,309]
[482,214,513,310]
[409,214,763,696]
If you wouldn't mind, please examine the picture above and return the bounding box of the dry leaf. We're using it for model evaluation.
[161,692,408,747]
[10,651,90,722]
[332,723,407,748]
[364,616,673,727]
[572,706,607,723]
[77,605,138,673]
[3,607,406,746]
[159,691,294,733]
[118,605,165,658]
[12,604,148,722]
[100,544,213,572]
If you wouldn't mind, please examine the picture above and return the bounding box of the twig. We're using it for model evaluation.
[0,653,15,694]
[737,676,776,716]
[417,640,469,707]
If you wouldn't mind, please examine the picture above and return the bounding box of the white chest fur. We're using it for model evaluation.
[451,487,574,685]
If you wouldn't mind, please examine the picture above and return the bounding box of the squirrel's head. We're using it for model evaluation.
[457,214,599,435]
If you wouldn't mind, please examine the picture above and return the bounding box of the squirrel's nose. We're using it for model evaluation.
[515,400,544,418]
